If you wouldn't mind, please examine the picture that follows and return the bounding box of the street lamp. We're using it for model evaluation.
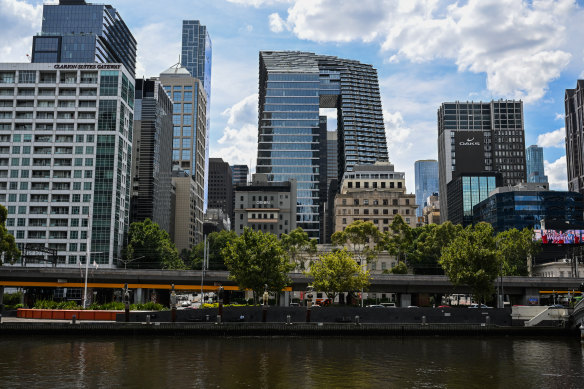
[116,256,145,270]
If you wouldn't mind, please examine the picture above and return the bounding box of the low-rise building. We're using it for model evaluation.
[473,182,583,231]
[334,162,417,233]
[233,174,297,237]
[203,208,230,235]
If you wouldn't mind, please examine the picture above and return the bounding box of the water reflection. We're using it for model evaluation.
[0,336,583,388]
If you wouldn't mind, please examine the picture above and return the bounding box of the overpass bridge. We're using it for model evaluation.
[1,267,583,305]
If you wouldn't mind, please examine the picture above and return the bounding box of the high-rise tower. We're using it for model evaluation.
[414,160,439,218]
[437,100,527,222]
[131,78,174,237]
[181,20,212,211]
[160,64,207,245]
[257,51,388,240]
[526,145,548,184]
[566,80,584,194]
[31,0,137,76]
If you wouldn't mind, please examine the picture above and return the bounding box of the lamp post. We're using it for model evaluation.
[123,283,130,322]
[82,239,102,309]
[117,256,145,270]
[306,286,313,323]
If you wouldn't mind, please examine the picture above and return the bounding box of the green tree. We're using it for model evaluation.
[439,222,499,303]
[190,230,237,270]
[280,227,317,270]
[389,261,408,274]
[222,228,295,302]
[495,228,540,276]
[408,222,463,274]
[331,220,382,268]
[382,214,414,264]
[309,249,370,303]
[0,204,20,265]
[125,219,184,269]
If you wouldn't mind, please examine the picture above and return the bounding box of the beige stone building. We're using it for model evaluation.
[172,170,197,252]
[422,194,440,225]
[334,162,418,233]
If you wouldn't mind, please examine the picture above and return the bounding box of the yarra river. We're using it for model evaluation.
[0,336,583,388]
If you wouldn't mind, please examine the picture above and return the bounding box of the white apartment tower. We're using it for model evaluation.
[0,63,134,267]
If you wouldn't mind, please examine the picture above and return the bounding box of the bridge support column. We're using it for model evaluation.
[0,286,4,323]
[280,292,290,307]
[134,288,144,304]
[400,294,412,308]
[522,288,540,306]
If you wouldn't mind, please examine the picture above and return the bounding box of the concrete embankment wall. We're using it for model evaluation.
[0,322,576,337]
[118,306,513,326]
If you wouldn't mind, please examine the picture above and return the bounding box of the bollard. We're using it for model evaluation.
[171,307,177,323]
[486,315,491,326]
[146,315,151,325]
[306,307,311,323]
[286,314,291,325]
[216,314,222,324]
[71,314,76,324]
[206,314,210,322]
[262,306,267,323]
[355,315,360,325]
[422,316,427,326]
[124,303,130,323]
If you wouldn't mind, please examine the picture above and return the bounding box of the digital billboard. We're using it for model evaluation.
[533,229,583,245]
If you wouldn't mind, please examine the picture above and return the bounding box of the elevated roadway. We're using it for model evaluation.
[1,267,583,297]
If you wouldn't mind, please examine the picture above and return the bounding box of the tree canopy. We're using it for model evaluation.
[407,222,463,274]
[381,214,414,264]
[124,219,184,269]
[495,228,540,276]
[439,222,499,303]
[189,230,237,270]
[309,249,370,303]
[222,228,295,301]
[0,204,20,265]
[280,227,317,270]
[331,220,382,266]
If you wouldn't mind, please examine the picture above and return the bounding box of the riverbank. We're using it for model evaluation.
[0,318,577,337]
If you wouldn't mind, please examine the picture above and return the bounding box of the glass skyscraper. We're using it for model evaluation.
[257,51,388,240]
[414,160,439,218]
[526,145,548,183]
[31,0,137,76]
[181,20,212,210]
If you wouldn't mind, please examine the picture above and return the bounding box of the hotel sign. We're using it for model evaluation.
[454,131,485,174]
[53,64,121,70]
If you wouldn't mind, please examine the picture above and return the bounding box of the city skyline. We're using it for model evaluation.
[2,0,584,192]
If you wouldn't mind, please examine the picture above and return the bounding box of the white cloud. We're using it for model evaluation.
[268,0,582,103]
[544,156,567,191]
[268,13,287,33]
[211,94,258,168]
[226,0,292,7]
[133,22,181,78]
[0,0,43,62]
[537,128,565,148]
[555,113,565,121]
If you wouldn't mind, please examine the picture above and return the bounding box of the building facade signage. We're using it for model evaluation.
[458,137,481,146]
[256,201,271,205]
[53,64,121,70]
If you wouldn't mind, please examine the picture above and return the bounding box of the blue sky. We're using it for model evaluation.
[1,0,583,191]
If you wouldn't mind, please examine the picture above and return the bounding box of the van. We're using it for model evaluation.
[380,303,397,308]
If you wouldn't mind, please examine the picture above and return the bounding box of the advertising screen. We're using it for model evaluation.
[533,229,583,245]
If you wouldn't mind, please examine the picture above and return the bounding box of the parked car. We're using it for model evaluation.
[437,305,451,308]
[469,304,492,309]
[289,303,300,307]
[549,304,566,309]
[380,303,397,308]
[366,304,385,308]
[407,305,419,308]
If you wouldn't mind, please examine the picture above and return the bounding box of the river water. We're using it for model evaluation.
[0,336,582,388]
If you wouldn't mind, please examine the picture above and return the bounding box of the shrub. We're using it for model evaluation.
[131,302,165,311]
[3,292,22,306]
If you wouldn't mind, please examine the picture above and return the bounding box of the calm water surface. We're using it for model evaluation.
[0,335,582,388]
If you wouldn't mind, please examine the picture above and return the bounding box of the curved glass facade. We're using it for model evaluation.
[257,51,388,240]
